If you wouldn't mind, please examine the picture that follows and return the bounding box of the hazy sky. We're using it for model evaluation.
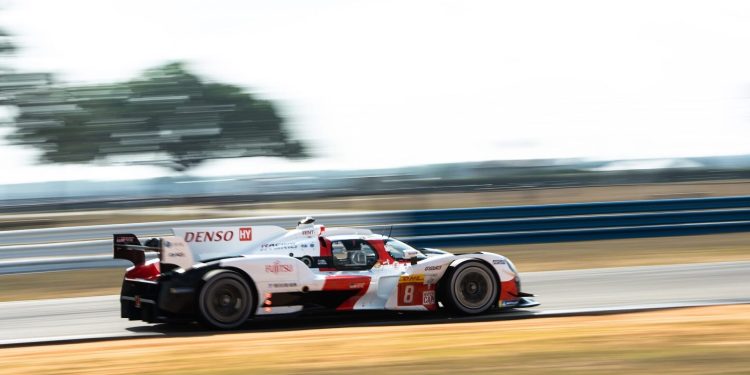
[2,0,750,183]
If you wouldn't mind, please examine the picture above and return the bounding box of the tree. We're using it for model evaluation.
[0,28,15,56]
[6,62,307,171]
[0,28,53,106]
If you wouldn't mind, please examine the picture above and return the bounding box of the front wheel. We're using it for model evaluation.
[440,261,498,315]
[198,270,254,329]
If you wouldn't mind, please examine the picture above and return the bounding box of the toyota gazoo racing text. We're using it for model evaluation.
[114,217,538,329]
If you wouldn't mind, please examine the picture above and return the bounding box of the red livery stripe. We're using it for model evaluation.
[322,275,372,310]
[124,259,160,280]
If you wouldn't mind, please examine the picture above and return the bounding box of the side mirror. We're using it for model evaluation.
[403,249,420,265]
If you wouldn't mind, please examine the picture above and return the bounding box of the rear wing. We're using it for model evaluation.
[113,233,195,271]
[114,222,337,270]
[113,233,158,266]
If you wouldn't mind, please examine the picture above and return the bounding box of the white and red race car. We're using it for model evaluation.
[114,217,538,329]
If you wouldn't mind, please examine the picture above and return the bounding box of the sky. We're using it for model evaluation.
[1,0,750,183]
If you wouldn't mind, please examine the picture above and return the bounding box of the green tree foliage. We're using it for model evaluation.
[6,62,307,171]
[0,28,16,56]
[0,28,52,106]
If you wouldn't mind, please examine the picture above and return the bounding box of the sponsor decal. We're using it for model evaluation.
[492,259,506,265]
[239,227,253,241]
[115,236,135,244]
[349,282,366,289]
[301,229,316,236]
[373,259,394,269]
[424,265,442,271]
[163,240,172,248]
[134,295,141,308]
[268,282,298,288]
[265,261,294,274]
[317,259,328,266]
[398,274,425,284]
[167,252,185,257]
[261,242,299,251]
[183,230,234,243]
[397,281,435,306]
[423,290,436,305]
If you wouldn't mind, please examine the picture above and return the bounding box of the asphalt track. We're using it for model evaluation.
[1,261,748,346]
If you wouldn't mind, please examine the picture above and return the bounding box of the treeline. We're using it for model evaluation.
[0,30,306,171]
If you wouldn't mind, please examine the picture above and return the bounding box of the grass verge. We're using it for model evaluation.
[452,232,750,271]
[2,305,750,374]
[3,180,750,230]
[0,268,123,302]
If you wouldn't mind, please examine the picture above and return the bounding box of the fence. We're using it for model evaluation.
[2,195,749,274]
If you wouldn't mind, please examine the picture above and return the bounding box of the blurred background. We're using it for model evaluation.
[1,0,750,226]
[1,3,750,374]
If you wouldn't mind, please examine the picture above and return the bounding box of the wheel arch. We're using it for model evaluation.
[437,257,502,307]
[223,266,260,315]
[200,267,259,318]
[440,258,501,288]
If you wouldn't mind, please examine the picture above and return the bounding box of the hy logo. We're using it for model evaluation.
[239,227,253,241]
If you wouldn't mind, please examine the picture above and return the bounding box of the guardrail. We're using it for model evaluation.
[2,195,749,274]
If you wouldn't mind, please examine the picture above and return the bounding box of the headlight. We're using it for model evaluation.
[505,258,518,274]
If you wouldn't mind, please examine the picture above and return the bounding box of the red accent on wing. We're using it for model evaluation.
[319,237,332,257]
[125,259,161,281]
[367,239,412,265]
[318,237,336,272]
[499,278,519,302]
[366,239,395,263]
[323,275,372,311]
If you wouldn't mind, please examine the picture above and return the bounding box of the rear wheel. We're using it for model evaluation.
[441,261,498,315]
[198,270,254,329]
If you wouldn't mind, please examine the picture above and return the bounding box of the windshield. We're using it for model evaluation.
[384,238,427,261]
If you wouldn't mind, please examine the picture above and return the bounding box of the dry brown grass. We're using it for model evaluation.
[218,179,750,211]
[451,232,750,271]
[2,305,750,374]
[3,180,749,229]
[0,268,123,302]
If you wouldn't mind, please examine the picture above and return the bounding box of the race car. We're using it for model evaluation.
[114,217,538,329]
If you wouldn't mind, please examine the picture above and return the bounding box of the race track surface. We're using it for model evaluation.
[2,261,748,346]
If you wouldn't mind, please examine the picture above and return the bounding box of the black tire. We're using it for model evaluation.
[440,261,498,315]
[300,256,314,268]
[198,270,254,329]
